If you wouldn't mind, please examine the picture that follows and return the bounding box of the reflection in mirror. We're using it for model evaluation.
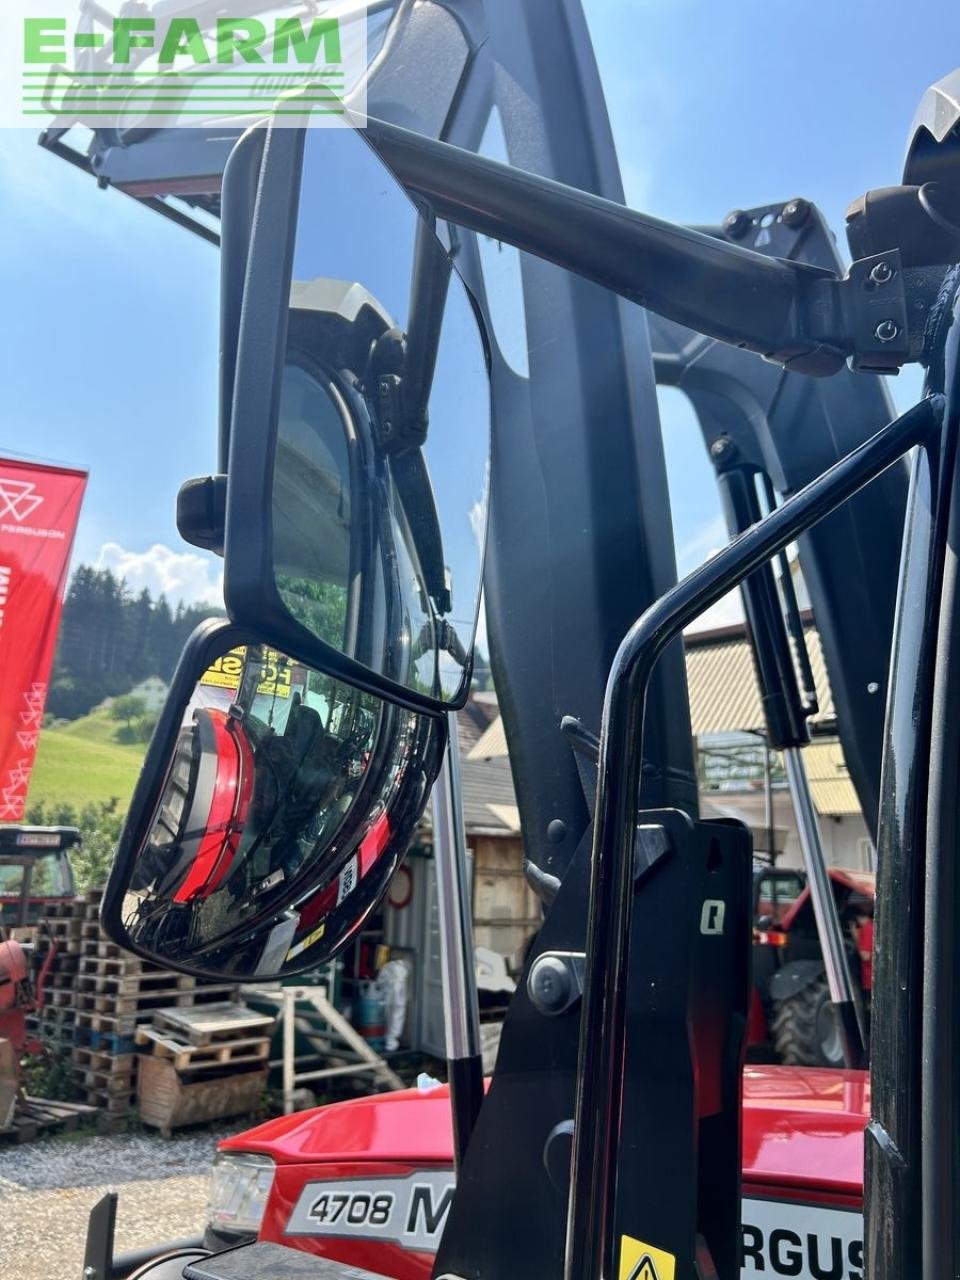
[274,360,354,652]
[115,635,442,980]
[270,128,490,702]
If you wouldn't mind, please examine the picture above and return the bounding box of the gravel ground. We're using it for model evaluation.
[0,1128,232,1279]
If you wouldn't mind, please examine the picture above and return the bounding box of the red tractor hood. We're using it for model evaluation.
[221,1063,868,1203]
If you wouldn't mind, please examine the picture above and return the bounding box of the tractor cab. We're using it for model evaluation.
[0,826,79,929]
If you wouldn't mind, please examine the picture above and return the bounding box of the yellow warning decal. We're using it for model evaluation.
[619,1235,676,1280]
[286,922,326,961]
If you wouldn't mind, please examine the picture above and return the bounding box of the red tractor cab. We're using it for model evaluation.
[0,825,79,928]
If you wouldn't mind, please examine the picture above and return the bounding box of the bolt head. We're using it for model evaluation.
[723,209,750,240]
[875,319,900,343]
[869,261,894,286]
[782,198,811,228]
[528,956,572,1014]
[710,436,736,462]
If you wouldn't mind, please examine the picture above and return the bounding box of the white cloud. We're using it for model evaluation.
[474,590,489,660]
[469,498,485,549]
[96,541,224,608]
[677,514,728,575]
[675,515,745,634]
[684,589,744,635]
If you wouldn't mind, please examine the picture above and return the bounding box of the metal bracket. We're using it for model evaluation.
[841,250,911,372]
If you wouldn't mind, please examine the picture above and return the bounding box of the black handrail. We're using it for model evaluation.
[564,394,942,1280]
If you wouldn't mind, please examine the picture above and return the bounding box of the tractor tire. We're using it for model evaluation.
[771,975,844,1068]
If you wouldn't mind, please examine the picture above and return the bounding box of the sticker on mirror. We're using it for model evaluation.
[285,1175,864,1280]
[201,646,295,698]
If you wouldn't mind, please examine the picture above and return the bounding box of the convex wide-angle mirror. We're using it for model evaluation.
[102,619,444,980]
[223,123,491,709]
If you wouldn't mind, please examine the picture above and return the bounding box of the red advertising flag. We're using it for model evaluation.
[0,459,87,822]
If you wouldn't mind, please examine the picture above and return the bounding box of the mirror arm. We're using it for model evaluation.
[363,116,911,377]
[392,449,452,616]
[403,216,453,445]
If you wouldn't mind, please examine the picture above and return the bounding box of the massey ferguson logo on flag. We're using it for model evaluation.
[0,477,44,523]
[0,458,86,821]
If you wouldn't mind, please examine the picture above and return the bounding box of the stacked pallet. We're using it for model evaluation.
[135,1003,275,1136]
[30,888,236,1125]
[29,898,84,1054]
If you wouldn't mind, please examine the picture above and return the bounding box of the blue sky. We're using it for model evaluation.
[1,0,958,616]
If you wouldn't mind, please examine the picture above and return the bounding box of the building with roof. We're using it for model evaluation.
[686,621,873,871]
[381,626,872,1052]
[466,619,874,879]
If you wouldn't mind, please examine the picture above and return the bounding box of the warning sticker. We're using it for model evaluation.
[286,922,326,962]
[620,1235,676,1280]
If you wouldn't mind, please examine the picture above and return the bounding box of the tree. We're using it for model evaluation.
[110,694,147,728]
[24,798,124,893]
[46,565,224,719]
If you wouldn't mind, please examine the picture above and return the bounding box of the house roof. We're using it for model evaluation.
[421,750,521,836]
[417,699,520,837]
[684,627,835,736]
[803,740,860,815]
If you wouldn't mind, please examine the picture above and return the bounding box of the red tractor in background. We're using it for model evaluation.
[0,825,80,1130]
[0,825,79,928]
[751,866,874,1068]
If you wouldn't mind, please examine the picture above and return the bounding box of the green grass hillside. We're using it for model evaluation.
[27,711,145,811]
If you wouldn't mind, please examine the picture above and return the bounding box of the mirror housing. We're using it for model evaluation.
[221,124,490,712]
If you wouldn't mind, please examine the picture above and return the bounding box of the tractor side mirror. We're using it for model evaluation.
[102,619,444,981]
[221,122,491,710]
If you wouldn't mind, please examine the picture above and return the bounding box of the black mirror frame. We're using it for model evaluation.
[101,617,252,971]
[101,616,448,977]
[222,123,488,714]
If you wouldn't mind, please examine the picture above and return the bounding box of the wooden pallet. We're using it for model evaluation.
[82,1088,137,1116]
[76,988,196,1015]
[0,1097,98,1143]
[78,954,167,979]
[79,1065,137,1096]
[149,1002,276,1047]
[135,1025,270,1073]
[73,1046,137,1076]
[75,1007,160,1040]
[73,1023,137,1054]
[44,920,82,954]
[43,899,84,920]
[77,971,196,997]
